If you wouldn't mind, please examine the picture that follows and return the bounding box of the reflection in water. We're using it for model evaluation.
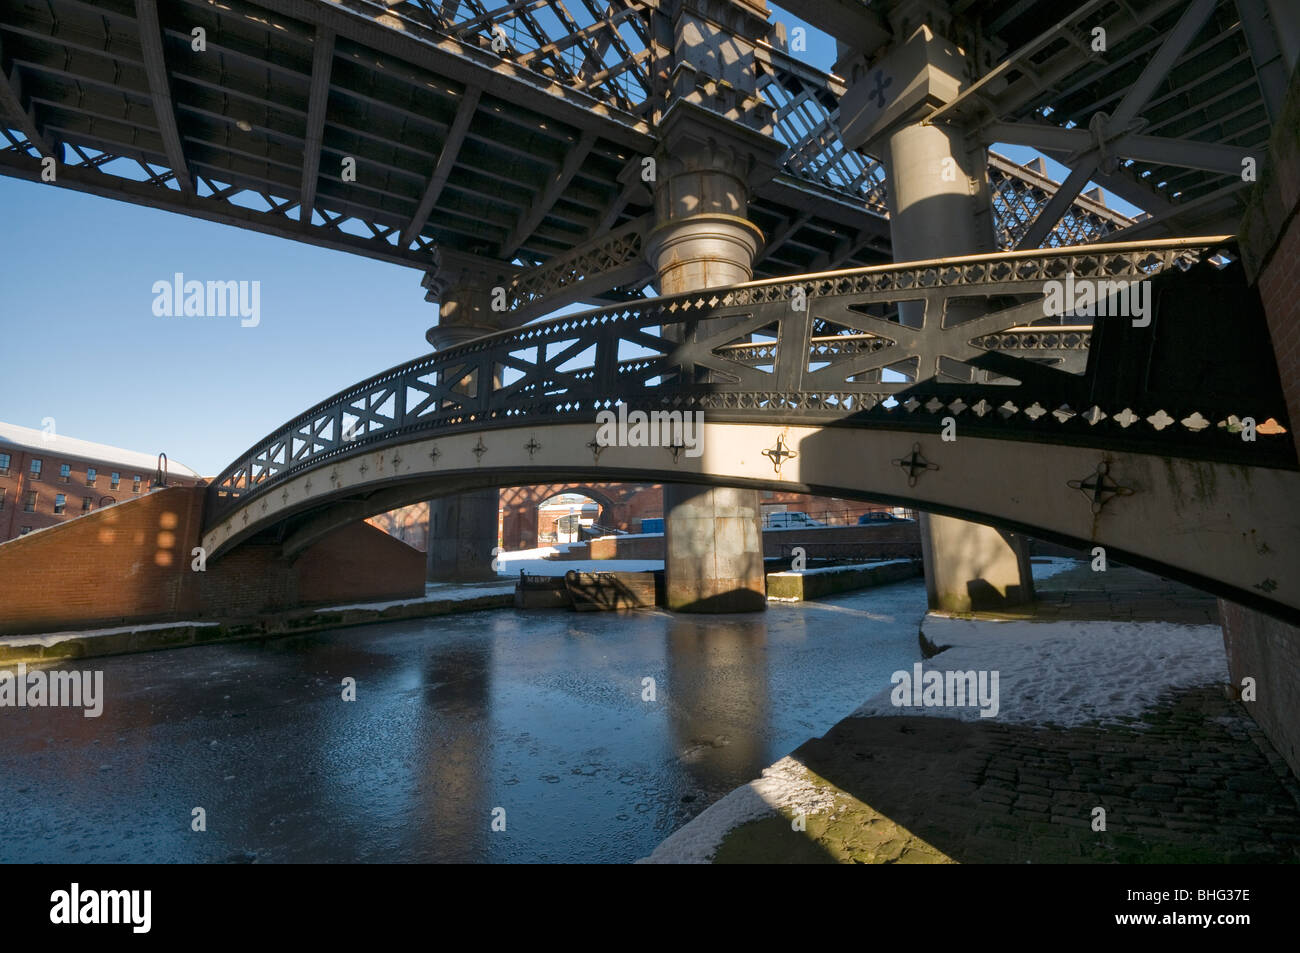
[0,580,927,863]
[418,644,492,860]
[665,617,769,794]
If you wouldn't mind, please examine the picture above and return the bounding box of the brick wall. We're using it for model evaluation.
[0,486,424,635]
[366,501,430,551]
[1255,211,1300,435]
[1219,58,1300,780]
[1219,600,1300,778]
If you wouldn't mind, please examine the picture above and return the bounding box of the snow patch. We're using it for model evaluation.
[318,584,514,612]
[1030,556,1082,581]
[497,557,662,575]
[1,620,219,648]
[852,616,1228,727]
[768,558,913,578]
[640,756,839,864]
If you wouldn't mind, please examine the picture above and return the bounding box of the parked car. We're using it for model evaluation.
[857,512,911,525]
[765,512,827,529]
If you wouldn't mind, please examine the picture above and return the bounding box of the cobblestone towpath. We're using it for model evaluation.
[712,687,1300,863]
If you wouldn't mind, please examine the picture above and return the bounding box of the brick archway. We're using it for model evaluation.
[499,483,662,550]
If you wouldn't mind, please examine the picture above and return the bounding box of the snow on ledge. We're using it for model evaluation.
[767,558,914,578]
[639,756,837,864]
[1,620,219,648]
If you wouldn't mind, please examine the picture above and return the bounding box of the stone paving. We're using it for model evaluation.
[710,563,1288,863]
[1005,560,1221,625]
[714,686,1300,863]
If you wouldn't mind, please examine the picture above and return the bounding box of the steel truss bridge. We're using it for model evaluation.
[0,0,1152,316]
[3,1,1294,622]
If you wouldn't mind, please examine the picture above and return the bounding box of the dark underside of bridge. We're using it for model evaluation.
[0,0,901,288]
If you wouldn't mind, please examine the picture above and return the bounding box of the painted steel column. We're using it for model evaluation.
[647,0,785,613]
[848,7,1034,613]
[649,123,769,613]
[422,250,507,582]
[881,98,1034,613]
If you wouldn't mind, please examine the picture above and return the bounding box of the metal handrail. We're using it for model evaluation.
[206,237,1292,525]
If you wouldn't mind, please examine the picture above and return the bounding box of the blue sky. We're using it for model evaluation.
[1,10,1144,475]
[1,178,433,475]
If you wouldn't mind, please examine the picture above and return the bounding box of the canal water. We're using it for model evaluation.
[0,580,927,863]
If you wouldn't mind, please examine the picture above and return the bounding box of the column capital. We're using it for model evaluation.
[838,23,972,154]
[422,244,519,302]
[422,244,519,347]
[654,100,786,189]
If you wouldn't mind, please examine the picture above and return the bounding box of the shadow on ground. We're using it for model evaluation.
[715,687,1300,863]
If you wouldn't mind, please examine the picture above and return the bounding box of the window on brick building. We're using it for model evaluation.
[133,475,142,493]
[111,472,120,490]
[0,452,10,475]
[0,488,5,510]
[23,491,37,512]
[29,459,41,481]
[82,496,92,512]
[54,493,66,514]
[86,467,97,487]
[59,463,71,482]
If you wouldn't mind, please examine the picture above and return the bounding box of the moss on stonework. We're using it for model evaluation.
[712,771,956,865]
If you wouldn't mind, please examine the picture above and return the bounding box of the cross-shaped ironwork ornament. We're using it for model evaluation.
[525,436,541,459]
[893,443,938,487]
[869,69,893,108]
[668,441,687,464]
[428,446,441,464]
[358,461,368,475]
[1067,461,1134,514]
[587,438,604,461]
[472,437,488,462]
[762,435,798,475]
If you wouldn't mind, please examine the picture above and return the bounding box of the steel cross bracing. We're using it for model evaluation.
[924,0,1277,244]
[0,0,1138,301]
[206,236,1292,528]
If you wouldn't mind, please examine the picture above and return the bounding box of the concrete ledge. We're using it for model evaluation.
[0,593,514,666]
[766,559,921,601]
[566,570,661,610]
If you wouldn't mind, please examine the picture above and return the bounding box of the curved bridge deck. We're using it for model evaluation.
[200,239,1298,622]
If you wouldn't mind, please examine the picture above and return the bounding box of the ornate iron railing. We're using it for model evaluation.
[206,236,1293,524]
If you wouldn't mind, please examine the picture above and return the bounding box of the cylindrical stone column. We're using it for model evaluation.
[423,286,503,582]
[649,141,768,614]
[881,109,1035,612]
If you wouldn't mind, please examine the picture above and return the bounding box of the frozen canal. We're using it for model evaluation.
[0,580,927,863]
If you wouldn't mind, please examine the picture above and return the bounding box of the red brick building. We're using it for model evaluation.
[0,422,204,543]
